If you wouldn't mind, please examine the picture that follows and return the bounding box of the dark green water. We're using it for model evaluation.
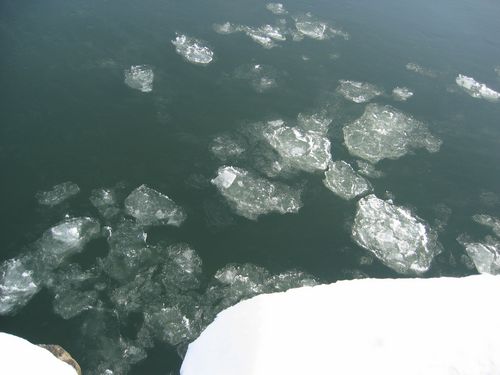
[1,0,500,373]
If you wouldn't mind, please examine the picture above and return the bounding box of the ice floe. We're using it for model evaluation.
[323,161,372,200]
[124,184,186,227]
[266,3,287,15]
[293,14,348,40]
[392,86,413,101]
[211,166,302,220]
[455,74,500,102]
[36,181,80,206]
[172,34,214,65]
[352,195,441,275]
[343,103,442,163]
[459,235,500,275]
[234,64,278,92]
[124,65,154,92]
[405,62,437,78]
[0,258,39,315]
[473,214,500,237]
[337,80,383,103]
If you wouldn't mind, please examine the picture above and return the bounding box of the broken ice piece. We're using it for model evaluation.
[458,235,500,275]
[323,161,372,200]
[455,74,500,103]
[124,65,154,92]
[0,258,40,315]
[337,80,383,103]
[266,3,287,15]
[172,34,214,65]
[36,181,80,206]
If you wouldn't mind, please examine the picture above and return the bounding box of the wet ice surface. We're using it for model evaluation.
[323,161,372,200]
[266,3,287,15]
[36,181,80,206]
[211,166,302,220]
[343,103,442,163]
[405,62,437,78]
[455,74,500,102]
[392,86,414,101]
[352,195,442,275]
[473,214,500,237]
[124,184,186,227]
[337,80,383,103]
[124,65,154,93]
[0,258,39,315]
[234,64,279,92]
[356,160,385,179]
[172,34,214,65]
[459,236,500,275]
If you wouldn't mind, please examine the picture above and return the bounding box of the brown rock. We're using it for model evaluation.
[38,344,82,375]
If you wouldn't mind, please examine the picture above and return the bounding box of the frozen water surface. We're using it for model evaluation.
[36,181,80,206]
[459,236,500,275]
[211,166,302,220]
[343,103,442,163]
[456,74,500,102]
[172,34,214,65]
[352,195,441,275]
[266,3,287,15]
[337,80,383,103]
[0,258,39,315]
[124,65,154,92]
[124,184,186,226]
[323,161,372,200]
[473,214,500,237]
[392,86,414,101]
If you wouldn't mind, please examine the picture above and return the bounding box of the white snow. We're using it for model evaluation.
[181,275,500,375]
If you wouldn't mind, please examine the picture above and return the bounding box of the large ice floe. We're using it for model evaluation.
[351,195,441,275]
[172,34,214,65]
[337,80,383,103]
[124,184,186,226]
[181,275,500,375]
[211,166,302,220]
[455,74,500,103]
[124,65,154,92]
[323,161,372,200]
[343,103,442,163]
[36,181,80,206]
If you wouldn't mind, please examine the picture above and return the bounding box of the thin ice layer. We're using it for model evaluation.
[0,258,39,315]
[323,161,372,200]
[343,103,442,163]
[124,65,154,92]
[172,34,214,65]
[36,181,80,206]
[337,80,383,103]
[459,236,500,275]
[211,166,302,220]
[124,184,186,226]
[352,195,441,275]
[456,74,500,103]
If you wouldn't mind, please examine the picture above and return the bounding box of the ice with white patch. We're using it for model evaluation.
[392,86,413,101]
[323,161,372,200]
[352,195,441,275]
[459,235,500,275]
[172,34,214,65]
[343,103,442,163]
[0,258,39,315]
[124,184,186,226]
[473,214,500,237]
[181,275,500,375]
[266,3,287,15]
[337,80,383,103]
[124,65,154,92]
[36,181,80,206]
[211,166,302,220]
[456,74,500,102]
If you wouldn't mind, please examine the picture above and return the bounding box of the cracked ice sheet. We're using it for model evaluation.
[211,166,302,220]
[323,161,372,200]
[352,195,441,275]
[343,103,441,163]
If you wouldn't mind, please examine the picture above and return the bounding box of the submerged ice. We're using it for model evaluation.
[234,64,279,93]
[323,161,372,200]
[172,34,214,65]
[266,3,287,15]
[338,80,383,103]
[392,87,413,101]
[124,65,154,93]
[352,195,441,275]
[36,181,80,206]
[456,74,500,102]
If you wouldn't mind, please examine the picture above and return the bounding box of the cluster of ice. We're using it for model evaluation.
[323,161,372,200]
[343,103,442,163]
[392,86,413,101]
[293,14,348,40]
[124,184,186,227]
[124,65,154,92]
[36,181,80,206]
[0,258,39,315]
[172,34,214,65]
[459,236,500,275]
[234,64,278,92]
[473,214,500,237]
[352,195,441,275]
[356,160,385,179]
[211,166,302,220]
[455,74,500,102]
[405,62,437,78]
[337,80,383,103]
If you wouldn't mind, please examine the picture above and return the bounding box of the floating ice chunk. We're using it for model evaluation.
[241,27,277,49]
[356,160,385,178]
[294,15,328,40]
[405,62,437,78]
[297,111,332,134]
[125,184,186,226]
[258,25,286,41]
[124,65,154,92]
[323,161,372,200]
[473,214,500,237]
[211,166,302,220]
[0,258,39,315]
[36,181,80,207]
[234,64,278,93]
[213,22,240,34]
[263,124,332,172]
[90,188,121,220]
[343,103,442,163]
[352,195,441,275]
[337,80,383,103]
[172,34,214,65]
[161,243,203,291]
[392,86,413,101]
[210,134,246,161]
[455,74,500,102]
[266,3,287,15]
[53,289,99,319]
[459,235,500,274]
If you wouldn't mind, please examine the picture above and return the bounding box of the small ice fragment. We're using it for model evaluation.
[124,184,186,226]
[495,66,500,77]
[241,27,277,49]
[266,3,287,15]
[337,80,383,103]
[392,87,414,101]
[323,161,372,200]
[36,181,80,207]
[143,306,199,346]
[352,195,442,275]
[472,214,500,237]
[455,74,500,103]
[90,188,121,220]
[161,243,203,291]
[297,111,332,134]
[124,65,154,92]
[405,62,437,78]
[234,64,279,93]
[355,160,385,179]
[213,22,240,35]
[458,235,500,275]
[172,34,214,65]
[0,258,39,315]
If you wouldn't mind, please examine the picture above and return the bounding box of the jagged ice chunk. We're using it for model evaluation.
[323,161,372,200]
